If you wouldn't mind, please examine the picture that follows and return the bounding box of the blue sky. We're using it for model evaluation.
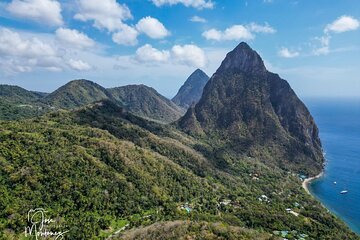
[0,0,359,99]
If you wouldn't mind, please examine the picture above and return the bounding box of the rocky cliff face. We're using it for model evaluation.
[216,42,267,74]
[179,42,324,175]
[172,69,209,109]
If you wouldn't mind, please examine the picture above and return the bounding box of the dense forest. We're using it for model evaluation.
[0,101,357,239]
[0,80,185,124]
[0,43,358,240]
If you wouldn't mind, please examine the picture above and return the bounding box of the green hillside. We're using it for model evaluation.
[0,100,357,239]
[0,85,50,120]
[0,81,185,123]
[43,79,115,109]
[0,85,43,104]
[108,84,185,123]
[0,43,358,240]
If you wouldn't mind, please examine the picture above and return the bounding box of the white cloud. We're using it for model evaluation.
[202,29,222,41]
[0,61,32,74]
[73,0,143,46]
[0,30,56,58]
[203,25,254,41]
[74,0,132,32]
[189,16,207,23]
[223,25,254,40]
[134,44,206,68]
[135,44,170,63]
[136,17,170,39]
[68,59,92,71]
[247,22,276,33]
[74,1,170,45]
[202,23,276,41]
[309,16,359,57]
[6,0,63,26]
[325,15,360,33]
[74,1,172,45]
[112,17,169,45]
[171,44,207,68]
[0,27,63,74]
[312,35,331,56]
[151,0,214,9]
[112,25,139,46]
[278,48,299,58]
[55,28,95,49]
[0,27,96,74]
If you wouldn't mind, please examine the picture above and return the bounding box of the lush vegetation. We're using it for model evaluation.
[0,85,49,120]
[0,80,185,123]
[0,100,48,121]
[0,85,45,104]
[0,43,357,239]
[108,84,185,123]
[42,79,115,109]
[0,101,357,239]
[117,221,275,240]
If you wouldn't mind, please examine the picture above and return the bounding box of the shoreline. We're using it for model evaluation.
[302,171,360,236]
[302,172,324,194]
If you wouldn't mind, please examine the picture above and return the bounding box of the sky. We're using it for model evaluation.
[0,0,359,99]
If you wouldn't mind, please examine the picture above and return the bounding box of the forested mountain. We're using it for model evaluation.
[172,69,209,109]
[179,42,323,176]
[1,100,356,239]
[108,84,185,123]
[0,43,358,240]
[43,79,115,109]
[0,85,49,120]
[0,81,185,123]
[0,85,43,103]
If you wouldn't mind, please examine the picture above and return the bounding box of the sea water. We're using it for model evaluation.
[305,98,360,234]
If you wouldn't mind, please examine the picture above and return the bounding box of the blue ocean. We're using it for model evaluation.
[304,98,360,235]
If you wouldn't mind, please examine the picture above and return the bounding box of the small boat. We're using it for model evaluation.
[340,190,348,194]
[333,181,337,185]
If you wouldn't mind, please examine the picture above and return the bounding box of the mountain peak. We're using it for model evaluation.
[193,68,204,74]
[216,42,267,74]
[108,84,185,123]
[179,43,324,175]
[186,69,209,84]
[172,69,209,109]
[43,79,114,109]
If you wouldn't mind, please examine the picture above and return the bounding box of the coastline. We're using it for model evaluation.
[302,172,324,194]
[303,171,360,235]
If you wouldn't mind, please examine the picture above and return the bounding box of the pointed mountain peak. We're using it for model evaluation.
[216,42,267,74]
[190,69,208,78]
[179,42,324,175]
[193,68,205,74]
[172,69,209,109]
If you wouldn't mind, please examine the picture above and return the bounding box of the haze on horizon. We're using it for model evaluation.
[0,0,359,99]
